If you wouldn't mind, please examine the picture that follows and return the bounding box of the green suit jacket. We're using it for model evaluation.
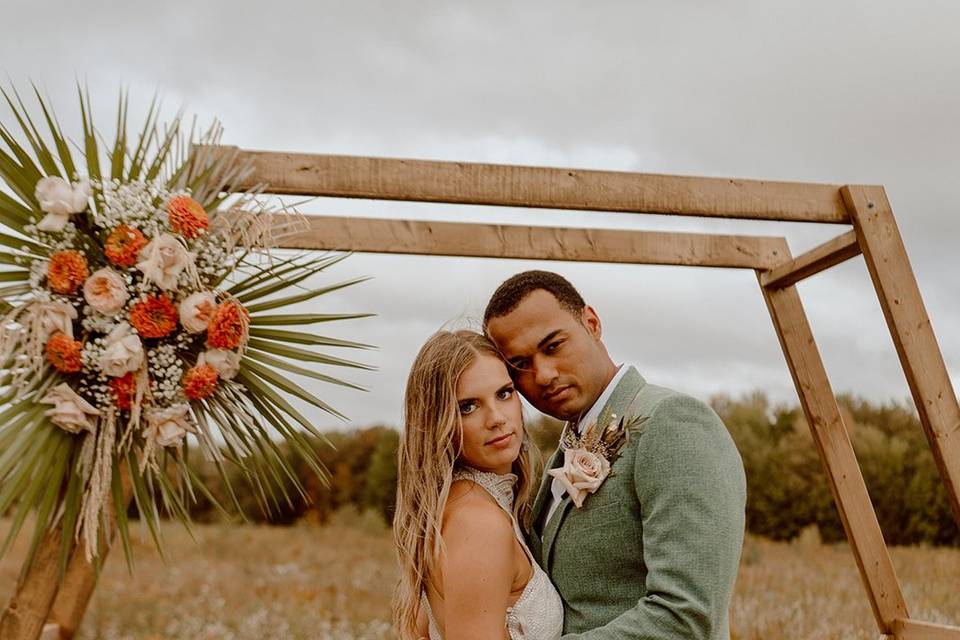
[529,367,746,639]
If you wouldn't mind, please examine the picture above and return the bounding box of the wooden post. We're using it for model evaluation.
[843,185,960,527]
[0,463,133,640]
[47,464,134,639]
[0,526,67,640]
[892,619,960,640]
[758,255,909,633]
[759,230,861,289]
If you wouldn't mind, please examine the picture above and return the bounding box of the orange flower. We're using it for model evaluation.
[129,294,178,338]
[182,363,218,400]
[105,225,148,267]
[109,372,137,410]
[206,300,249,350]
[167,195,209,239]
[47,250,88,295]
[46,332,83,373]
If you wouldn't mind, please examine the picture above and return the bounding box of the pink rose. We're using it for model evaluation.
[547,448,611,508]
[144,404,196,447]
[136,233,194,291]
[39,383,100,434]
[35,177,91,232]
[98,321,144,377]
[83,268,130,316]
[31,299,78,340]
[198,348,241,380]
[179,291,217,333]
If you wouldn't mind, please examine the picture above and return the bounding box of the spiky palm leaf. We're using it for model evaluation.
[0,84,373,577]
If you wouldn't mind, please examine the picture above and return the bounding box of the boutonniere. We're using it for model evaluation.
[548,412,647,508]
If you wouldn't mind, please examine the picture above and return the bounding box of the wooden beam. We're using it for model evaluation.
[0,463,133,640]
[758,253,909,632]
[760,230,861,289]
[47,464,134,639]
[844,185,960,528]
[0,526,65,640]
[262,213,788,269]
[203,145,851,224]
[892,619,960,640]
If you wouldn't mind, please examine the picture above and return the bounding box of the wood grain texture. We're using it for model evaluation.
[0,527,65,640]
[47,464,134,639]
[201,145,851,223]
[0,463,133,640]
[892,619,960,640]
[760,230,861,289]
[263,213,788,269]
[844,185,960,528]
[758,255,909,632]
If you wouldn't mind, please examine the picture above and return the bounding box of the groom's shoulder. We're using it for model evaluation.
[637,381,716,417]
[633,381,725,434]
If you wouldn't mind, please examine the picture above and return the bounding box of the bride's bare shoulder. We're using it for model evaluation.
[441,479,513,543]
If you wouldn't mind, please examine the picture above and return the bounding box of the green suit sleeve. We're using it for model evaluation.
[562,394,747,640]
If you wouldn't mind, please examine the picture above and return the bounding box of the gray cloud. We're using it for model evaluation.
[3,0,958,428]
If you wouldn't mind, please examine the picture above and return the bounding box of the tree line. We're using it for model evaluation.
[166,392,959,546]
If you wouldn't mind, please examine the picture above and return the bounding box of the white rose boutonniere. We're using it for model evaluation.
[548,448,611,508]
[554,412,648,509]
[35,176,91,232]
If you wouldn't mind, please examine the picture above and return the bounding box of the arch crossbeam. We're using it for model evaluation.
[207,145,851,223]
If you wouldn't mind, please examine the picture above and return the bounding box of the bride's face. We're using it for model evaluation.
[455,353,524,475]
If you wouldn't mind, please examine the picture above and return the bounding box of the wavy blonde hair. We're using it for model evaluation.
[392,330,538,639]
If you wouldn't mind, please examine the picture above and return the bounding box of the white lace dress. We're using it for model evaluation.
[422,467,564,640]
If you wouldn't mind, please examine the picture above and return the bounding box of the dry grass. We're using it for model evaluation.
[1,517,958,639]
[734,531,960,639]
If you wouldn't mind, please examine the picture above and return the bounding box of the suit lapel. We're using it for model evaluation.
[530,444,564,534]
[597,366,646,428]
[539,367,647,572]
[528,443,564,567]
[541,493,574,572]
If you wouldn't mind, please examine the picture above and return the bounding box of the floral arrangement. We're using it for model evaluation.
[550,412,646,507]
[0,87,371,571]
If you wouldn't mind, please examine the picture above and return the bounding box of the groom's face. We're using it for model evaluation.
[486,289,609,421]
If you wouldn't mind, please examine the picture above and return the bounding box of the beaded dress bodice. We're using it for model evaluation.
[422,467,563,640]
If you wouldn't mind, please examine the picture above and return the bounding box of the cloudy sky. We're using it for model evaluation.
[4,0,959,430]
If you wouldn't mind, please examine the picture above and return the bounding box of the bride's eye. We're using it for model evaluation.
[497,386,514,400]
[458,400,477,415]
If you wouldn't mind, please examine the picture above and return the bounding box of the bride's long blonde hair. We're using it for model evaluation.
[392,330,538,639]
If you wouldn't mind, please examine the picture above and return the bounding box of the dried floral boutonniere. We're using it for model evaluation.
[548,412,648,508]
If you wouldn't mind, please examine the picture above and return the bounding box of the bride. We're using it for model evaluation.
[393,330,564,640]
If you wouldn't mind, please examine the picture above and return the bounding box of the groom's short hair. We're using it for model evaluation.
[483,270,585,325]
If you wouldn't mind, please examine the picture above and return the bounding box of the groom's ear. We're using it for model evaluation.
[580,305,602,339]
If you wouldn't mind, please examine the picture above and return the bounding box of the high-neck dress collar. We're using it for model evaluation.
[454,466,518,512]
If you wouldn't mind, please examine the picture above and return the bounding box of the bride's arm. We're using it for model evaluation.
[416,606,429,639]
[440,496,514,640]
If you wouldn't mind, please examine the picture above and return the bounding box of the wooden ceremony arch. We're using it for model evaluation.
[3,148,959,640]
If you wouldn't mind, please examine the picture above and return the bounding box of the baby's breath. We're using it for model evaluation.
[148,342,185,404]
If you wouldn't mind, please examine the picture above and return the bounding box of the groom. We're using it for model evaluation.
[484,270,746,639]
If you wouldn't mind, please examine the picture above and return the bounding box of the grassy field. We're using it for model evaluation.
[1,515,958,640]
